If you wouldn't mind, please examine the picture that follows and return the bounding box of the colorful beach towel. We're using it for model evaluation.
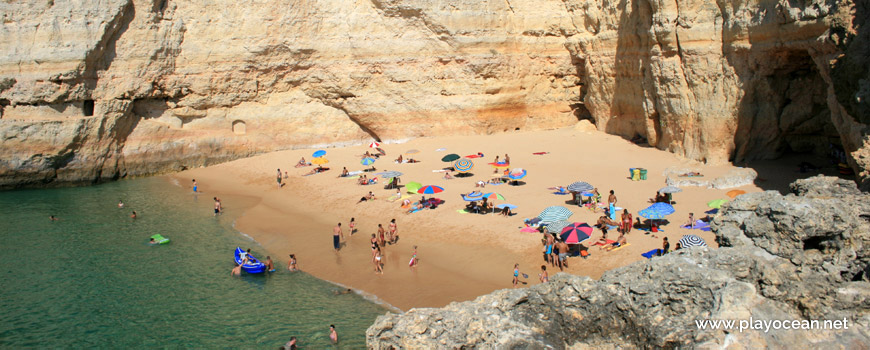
[457,209,469,214]
[680,220,711,231]
[532,152,549,155]
[642,249,662,259]
[607,243,630,252]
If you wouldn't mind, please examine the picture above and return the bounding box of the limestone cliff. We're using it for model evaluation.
[366,176,870,348]
[0,0,868,188]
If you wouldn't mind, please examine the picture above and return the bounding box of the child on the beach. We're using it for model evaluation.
[409,246,418,267]
[349,218,356,234]
[513,264,520,288]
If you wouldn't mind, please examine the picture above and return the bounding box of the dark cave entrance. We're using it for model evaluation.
[83,100,95,116]
[733,50,842,163]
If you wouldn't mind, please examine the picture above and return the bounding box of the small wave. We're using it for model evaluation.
[327,281,403,314]
[169,178,180,187]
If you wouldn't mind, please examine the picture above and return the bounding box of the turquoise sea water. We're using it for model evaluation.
[0,177,385,348]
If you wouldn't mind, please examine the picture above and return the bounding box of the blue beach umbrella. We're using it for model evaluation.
[462,191,484,201]
[537,206,573,223]
[638,202,675,220]
[361,157,376,165]
[312,150,326,158]
[454,159,474,173]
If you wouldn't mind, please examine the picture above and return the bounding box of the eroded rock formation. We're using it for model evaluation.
[365,176,870,348]
[1,0,869,188]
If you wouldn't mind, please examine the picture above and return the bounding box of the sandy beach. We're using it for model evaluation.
[174,127,832,311]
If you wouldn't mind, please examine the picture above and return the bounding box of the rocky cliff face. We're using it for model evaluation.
[1,0,868,188]
[366,176,869,349]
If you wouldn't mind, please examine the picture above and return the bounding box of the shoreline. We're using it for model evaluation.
[171,127,836,311]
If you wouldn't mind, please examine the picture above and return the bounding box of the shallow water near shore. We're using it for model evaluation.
[0,177,385,348]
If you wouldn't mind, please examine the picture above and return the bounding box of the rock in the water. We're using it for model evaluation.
[366,176,870,349]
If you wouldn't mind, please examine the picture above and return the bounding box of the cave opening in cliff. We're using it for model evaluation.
[232,120,246,135]
[734,50,842,165]
[83,100,95,116]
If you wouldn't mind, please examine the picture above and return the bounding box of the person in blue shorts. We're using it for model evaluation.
[192,179,198,193]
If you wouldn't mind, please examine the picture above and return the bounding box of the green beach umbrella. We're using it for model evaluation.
[441,154,461,162]
[707,199,728,209]
[406,182,422,194]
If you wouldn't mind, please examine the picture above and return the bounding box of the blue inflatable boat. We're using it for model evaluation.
[234,247,266,274]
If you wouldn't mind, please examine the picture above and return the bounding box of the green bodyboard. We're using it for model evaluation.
[150,234,170,244]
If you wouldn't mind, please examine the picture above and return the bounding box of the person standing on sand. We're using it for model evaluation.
[333,223,343,251]
[349,217,356,234]
[389,219,398,244]
[661,237,670,255]
[377,224,386,247]
[608,190,617,220]
[409,245,418,267]
[370,234,379,263]
[539,265,549,283]
[556,239,569,270]
[513,264,521,288]
[287,254,298,271]
[373,247,383,274]
[329,325,338,344]
[621,209,632,234]
[192,179,198,193]
[504,153,510,165]
[545,233,556,267]
[276,169,283,188]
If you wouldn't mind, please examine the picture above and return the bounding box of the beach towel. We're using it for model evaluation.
[553,192,569,195]
[607,243,630,252]
[680,220,711,231]
[388,194,411,203]
[532,152,549,155]
[465,154,482,158]
[642,249,662,259]
[348,171,363,176]
[457,209,469,214]
[591,239,616,246]
[346,176,360,179]
[636,226,664,233]
[436,148,447,152]
[408,208,423,214]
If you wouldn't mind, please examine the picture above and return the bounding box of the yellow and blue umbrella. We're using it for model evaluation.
[454,159,474,173]
[361,157,376,165]
[312,157,329,165]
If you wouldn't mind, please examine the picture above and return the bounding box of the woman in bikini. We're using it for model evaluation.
[287,254,298,271]
[621,209,633,234]
[373,246,383,274]
[512,264,520,288]
[370,234,379,263]
[377,224,386,247]
[389,219,398,244]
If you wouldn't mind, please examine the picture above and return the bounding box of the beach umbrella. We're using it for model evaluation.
[483,193,505,201]
[454,159,474,173]
[380,171,403,178]
[659,186,682,194]
[707,199,728,209]
[726,190,746,198]
[507,168,527,180]
[520,227,538,233]
[489,162,510,169]
[312,157,329,165]
[537,206,574,223]
[369,141,380,148]
[405,149,420,154]
[405,182,422,193]
[312,150,327,158]
[361,157,376,165]
[679,234,707,248]
[546,220,573,234]
[495,203,517,210]
[418,185,444,194]
[441,154,461,162]
[560,223,593,244]
[567,181,594,193]
[462,191,484,201]
[638,202,675,220]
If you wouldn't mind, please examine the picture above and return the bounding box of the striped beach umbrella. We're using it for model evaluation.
[483,193,504,201]
[560,223,593,244]
[454,159,474,173]
[638,202,675,220]
[507,168,527,180]
[361,157,376,165]
[418,185,444,194]
[567,181,594,193]
[380,171,403,178]
[369,141,380,148]
[441,154,461,162]
[679,234,707,248]
[537,206,574,223]
[312,150,327,158]
[405,182,422,193]
[707,199,728,209]
[659,186,682,194]
[462,191,484,201]
[546,220,573,234]
[312,157,329,165]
